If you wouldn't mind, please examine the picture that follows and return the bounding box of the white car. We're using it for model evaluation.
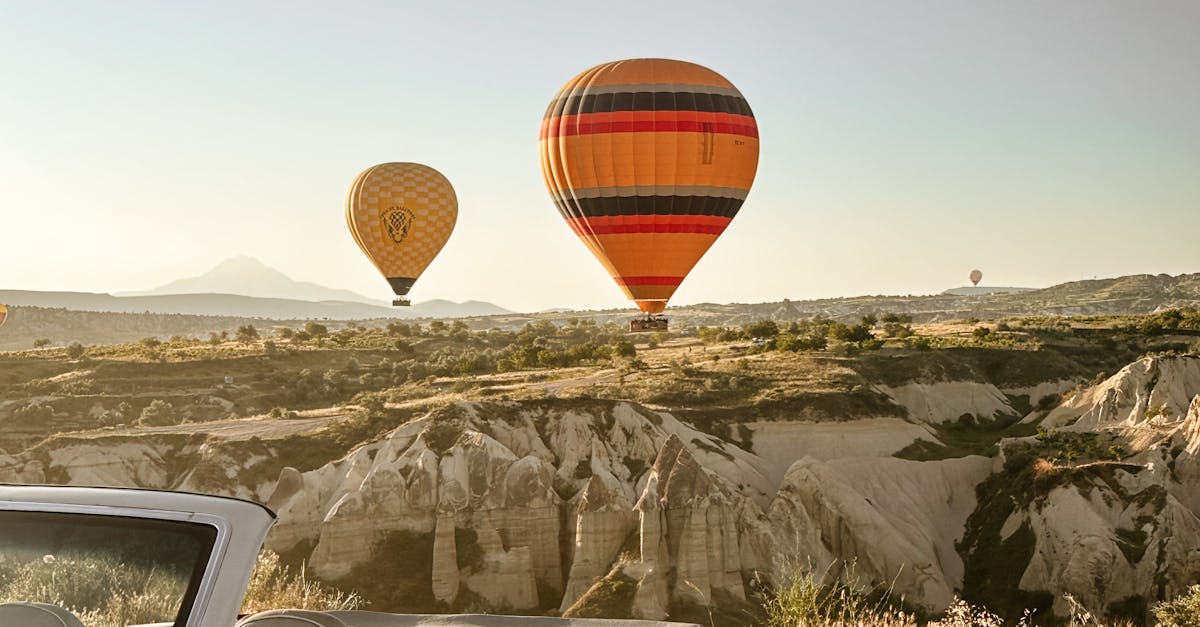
[0,485,696,627]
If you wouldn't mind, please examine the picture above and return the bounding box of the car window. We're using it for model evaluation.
[0,510,217,627]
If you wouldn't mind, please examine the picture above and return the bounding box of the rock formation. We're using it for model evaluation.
[6,354,1200,623]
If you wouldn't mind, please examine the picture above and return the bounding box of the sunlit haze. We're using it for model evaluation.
[2,1,1197,313]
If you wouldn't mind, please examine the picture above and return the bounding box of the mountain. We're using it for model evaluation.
[118,256,379,304]
[942,286,1036,296]
[0,256,513,324]
[411,299,512,318]
[0,291,513,326]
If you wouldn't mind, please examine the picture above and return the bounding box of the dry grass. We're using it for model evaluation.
[241,551,363,614]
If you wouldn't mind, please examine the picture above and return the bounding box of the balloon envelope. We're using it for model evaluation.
[346,163,457,298]
[970,269,983,286]
[539,58,759,314]
[0,304,6,328]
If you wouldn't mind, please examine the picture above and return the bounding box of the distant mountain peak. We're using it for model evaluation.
[120,256,380,305]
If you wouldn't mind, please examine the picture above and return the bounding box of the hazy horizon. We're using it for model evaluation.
[3,1,1197,312]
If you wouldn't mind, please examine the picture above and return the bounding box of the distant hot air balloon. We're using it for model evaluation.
[346,163,457,306]
[539,58,759,330]
[970,269,983,286]
[0,304,7,328]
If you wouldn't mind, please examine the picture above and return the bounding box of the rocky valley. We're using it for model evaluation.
[2,307,1200,625]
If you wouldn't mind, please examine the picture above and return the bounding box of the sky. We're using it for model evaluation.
[1,1,1198,313]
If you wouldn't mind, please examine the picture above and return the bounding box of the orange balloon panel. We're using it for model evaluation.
[347,163,457,297]
[539,58,759,313]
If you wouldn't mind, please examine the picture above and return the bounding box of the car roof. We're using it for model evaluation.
[0,483,276,519]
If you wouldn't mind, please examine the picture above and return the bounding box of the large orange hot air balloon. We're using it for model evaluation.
[347,163,457,306]
[970,269,983,286]
[0,304,7,328]
[539,58,759,326]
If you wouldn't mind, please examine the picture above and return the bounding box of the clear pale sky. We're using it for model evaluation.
[2,1,1197,312]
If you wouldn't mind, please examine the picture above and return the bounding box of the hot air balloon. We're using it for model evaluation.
[970,269,983,286]
[346,163,457,306]
[0,304,7,328]
[539,58,759,331]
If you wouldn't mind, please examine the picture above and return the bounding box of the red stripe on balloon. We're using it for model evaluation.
[614,276,685,286]
[567,215,731,235]
[540,112,758,139]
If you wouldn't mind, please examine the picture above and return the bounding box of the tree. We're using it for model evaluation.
[304,322,328,339]
[138,400,179,426]
[236,325,259,343]
[612,340,637,358]
[32,338,50,349]
[208,332,223,346]
[140,337,162,349]
[742,320,779,339]
[829,323,873,343]
[66,342,86,359]
[777,332,827,352]
[861,314,878,327]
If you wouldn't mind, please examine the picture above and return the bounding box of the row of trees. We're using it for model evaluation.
[698,314,918,353]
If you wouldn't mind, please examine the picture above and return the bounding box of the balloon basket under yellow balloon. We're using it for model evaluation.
[392,297,411,307]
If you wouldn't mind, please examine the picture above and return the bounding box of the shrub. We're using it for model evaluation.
[758,569,914,627]
[241,551,361,615]
[304,322,328,339]
[904,336,933,351]
[829,323,874,343]
[743,319,780,339]
[32,338,50,349]
[268,406,299,420]
[66,342,86,359]
[137,400,179,426]
[612,340,637,358]
[1155,585,1200,627]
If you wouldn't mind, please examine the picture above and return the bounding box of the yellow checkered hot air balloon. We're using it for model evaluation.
[539,58,759,331]
[347,163,458,306]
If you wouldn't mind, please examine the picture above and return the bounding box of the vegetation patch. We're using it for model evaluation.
[561,564,637,619]
[895,414,1034,461]
[454,527,484,571]
[329,530,438,612]
[958,452,1056,622]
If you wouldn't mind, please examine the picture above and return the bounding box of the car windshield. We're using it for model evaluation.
[0,509,217,627]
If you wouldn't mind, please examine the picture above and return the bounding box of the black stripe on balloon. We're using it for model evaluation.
[557,195,745,219]
[387,277,417,296]
[546,92,754,118]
